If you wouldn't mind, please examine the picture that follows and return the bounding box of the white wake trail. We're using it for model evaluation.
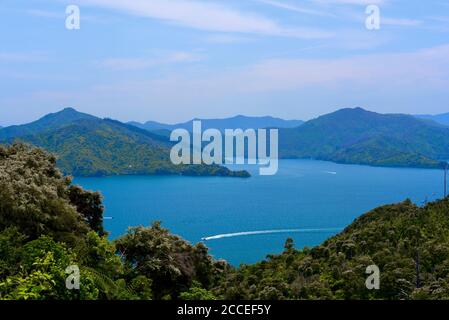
[202,228,342,241]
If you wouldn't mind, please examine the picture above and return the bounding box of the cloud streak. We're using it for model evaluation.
[381,17,422,27]
[312,0,386,5]
[10,44,449,123]
[22,44,449,96]
[78,0,332,38]
[256,0,335,17]
[98,51,204,70]
[215,44,449,92]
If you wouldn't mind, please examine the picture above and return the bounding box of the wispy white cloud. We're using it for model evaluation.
[15,44,449,120]
[332,29,391,49]
[381,17,422,27]
[27,8,113,23]
[312,0,386,5]
[204,34,252,44]
[342,8,423,28]
[27,9,63,19]
[78,0,333,39]
[98,51,204,70]
[255,0,335,17]
[226,44,449,92]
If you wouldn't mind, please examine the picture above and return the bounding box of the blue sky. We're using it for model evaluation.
[1,0,449,126]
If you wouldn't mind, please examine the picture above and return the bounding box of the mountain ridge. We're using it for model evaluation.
[0,109,250,178]
[0,107,97,140]
[279,107,449,169]
[129,115,304,132]
[2,107,449,172]
[415,112,449,127]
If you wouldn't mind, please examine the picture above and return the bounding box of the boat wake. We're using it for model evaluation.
[201,228,342,241]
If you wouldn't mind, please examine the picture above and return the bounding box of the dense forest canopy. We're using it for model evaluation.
[1,143,449,300]
[0,143,226,300]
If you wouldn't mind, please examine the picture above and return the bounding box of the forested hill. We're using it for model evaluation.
[1,143,449,300]
[0,109,249,178]
[0,143,230,300]
[219,197,449,299]
[0,107,96,140]
[279,108,449,169]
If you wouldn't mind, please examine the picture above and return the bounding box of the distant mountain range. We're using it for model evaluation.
[0,108,249,178]
[415,113,449,127]
[129,115,304,132]
[279,107,449,169]
[2,107,449,175]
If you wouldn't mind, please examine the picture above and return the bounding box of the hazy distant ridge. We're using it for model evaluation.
[129,115,304,132]
[415,113,449,127]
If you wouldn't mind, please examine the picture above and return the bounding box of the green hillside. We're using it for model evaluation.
[0,107,96,141]
[0,109,249,178]
[280,108,449,169]
[0,144,227,300]
[219,198,449,299]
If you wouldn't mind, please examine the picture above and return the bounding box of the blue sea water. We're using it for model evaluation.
[74,160,443,266]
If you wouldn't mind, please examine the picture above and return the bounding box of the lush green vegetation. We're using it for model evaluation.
[0,144,228,299]
[0,109,249,178]
[20,118,249,177]
[279,108,449,169]
[219,199,449,299]
[1,144,449,300]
